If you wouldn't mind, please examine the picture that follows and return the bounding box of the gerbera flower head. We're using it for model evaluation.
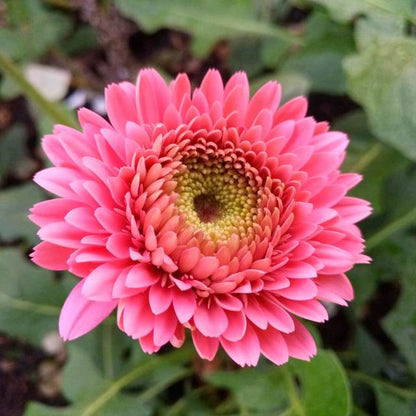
[30,69,371,366]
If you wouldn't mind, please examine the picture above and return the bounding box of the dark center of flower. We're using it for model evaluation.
[175,155,259,244]
[193,193,222,223]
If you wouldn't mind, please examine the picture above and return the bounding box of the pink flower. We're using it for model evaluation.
[30,69,371,366]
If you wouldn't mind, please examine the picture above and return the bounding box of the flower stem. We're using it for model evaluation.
[351,142,383,173]
[80,348,191,416]
[366,206,416,250]
[0,52,78,128]
[347,370,416,400]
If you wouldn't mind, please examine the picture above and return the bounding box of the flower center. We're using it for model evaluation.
[175,156,258,244]
[193,194,222,223]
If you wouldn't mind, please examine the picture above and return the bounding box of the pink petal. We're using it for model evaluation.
[178,247,200,273]
[312,243,354,274]
[94,207,126,233]
[82,261,127,301]
[278,298,328,323]
[65,207,101,232]
[261,297,295,333]
[192,330,219,361]
[193,301,228,337]
[214,294,243,311]
[172,289,197,323]
[31,241,73,270]
[190,256,219,280]
[120,294,154,338]
[278,279,318,300]
[257,327,289,365]
[139,332,160,353]
[246,82,281,126]
[106,232,131,258]
[244,296,268,329]
[34,167,83,198]
[29,199,80,227]
[170,73,191,108]
[59,280,117,340]
[280,261,318,279]
[136,68,171,124]
[222,311,247,342]
[38,222,84,248]
[126,263,160,288]
[149,283,173,314]
[105,82,137,134]
[153,307,177,346]
[220,324,260,367]
[283,319,317,360]
[315,273,354,303]
[200,69,224,106]
[274,96,308,124]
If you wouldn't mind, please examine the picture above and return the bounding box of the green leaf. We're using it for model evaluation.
[310,0,415,23]
[281,11,355,94]
[289,350,352,416]
[355,326,385,375]
[355,9,407,50]
[260,37,291,69]
[115,0,299,57]
[0,123,28,183]
[337,111,408,214]
[26,345,190,416]
[206,366,287,412]
[0,0,72,62]
[60,25,99,56]
[310,0,372,22]
[344,35,416,161]
[362,0,416,24]
[228,37,266,78]
[0,183,44,245]
[374,385,414,416]
[0,247,73,345]
[383,259,416,376]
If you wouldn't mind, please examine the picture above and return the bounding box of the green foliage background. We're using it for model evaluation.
[0,0,415,415]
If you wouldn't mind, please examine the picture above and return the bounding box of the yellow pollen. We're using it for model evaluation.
[175,156,259,243]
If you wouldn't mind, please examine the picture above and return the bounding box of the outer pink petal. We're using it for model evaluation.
[193,301,228,337]
[105,82,137,134]
[136,68,171,124]
[31,241,73,270]
[274,96,308,124]
[149,283,173,315]
[246,82,281,127]
[220,325,260,367]
[278,298,328,323]
[59,280,117,341]
[191,330,219,361]
[153,307,177,346]
[82,261,128,301]
[172,289,197,323]
[30,199,80,227]
[257,327,289,365]
[38,222,84,248]
[282,319,317,360]
[315,273,354,304]
[119,294,154,338]
[200,69,224,106]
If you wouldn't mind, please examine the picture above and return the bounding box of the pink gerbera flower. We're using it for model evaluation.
[30,69,371,366]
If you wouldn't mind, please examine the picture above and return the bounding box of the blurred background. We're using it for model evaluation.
[0,0,415,415]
